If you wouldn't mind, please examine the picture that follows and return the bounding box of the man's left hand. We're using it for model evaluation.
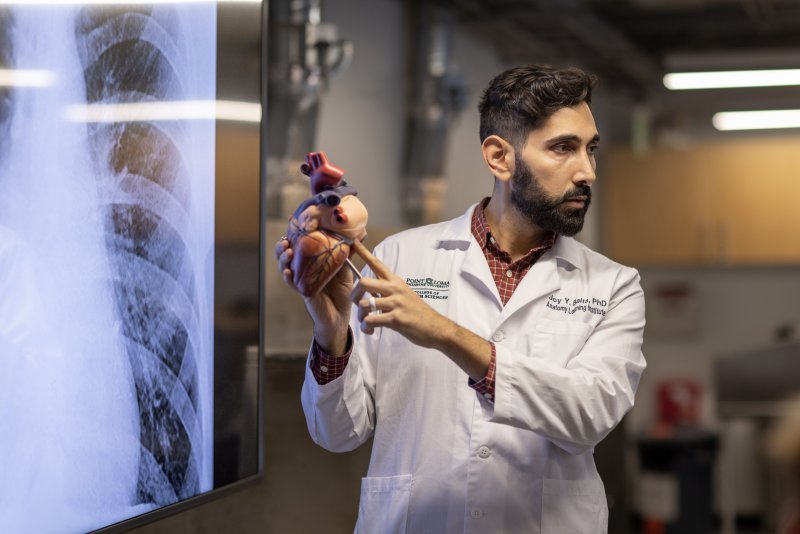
[349,241,492,381]
[350,240,448,350]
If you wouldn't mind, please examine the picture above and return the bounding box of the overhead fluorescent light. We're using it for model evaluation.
[664,69,800,90]
[712,110,800,131]
[214,100,262,122]
[0,69,56,87]
[64,100,261,123]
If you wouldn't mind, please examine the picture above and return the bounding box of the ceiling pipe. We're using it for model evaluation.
[402,0,467,226]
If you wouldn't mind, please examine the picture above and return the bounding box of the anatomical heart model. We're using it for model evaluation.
[287,152,368,297]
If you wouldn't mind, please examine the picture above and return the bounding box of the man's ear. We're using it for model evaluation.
[481,135,514,183]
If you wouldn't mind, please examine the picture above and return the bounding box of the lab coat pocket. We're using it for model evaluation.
[355,474,413,534]
[531,319,593,367]
[541,478,608,534]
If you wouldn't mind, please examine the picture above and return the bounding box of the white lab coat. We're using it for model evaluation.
[301,204,646,534]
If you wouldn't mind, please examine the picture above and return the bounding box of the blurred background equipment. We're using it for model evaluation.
[401,0,467,226]
[636,378,718,534]
[715,341,800,534]
[265,0,353,220]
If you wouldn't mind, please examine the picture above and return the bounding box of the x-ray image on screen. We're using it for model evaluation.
[0,3,215,533]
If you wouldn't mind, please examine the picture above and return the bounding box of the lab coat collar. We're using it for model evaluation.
[435,204,476,243]
[435,204,586,313]
[436,205,502,306]
[551,233,587,272]
[436,203,586,272]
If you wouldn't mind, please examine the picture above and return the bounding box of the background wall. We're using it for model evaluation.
[631,267,800,434]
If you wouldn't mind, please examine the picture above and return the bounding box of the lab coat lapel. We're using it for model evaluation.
[500,247,561,321]
[459,235,502,307]
[437,204,502,308]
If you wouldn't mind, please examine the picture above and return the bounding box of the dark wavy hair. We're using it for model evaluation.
[478,64,597,149]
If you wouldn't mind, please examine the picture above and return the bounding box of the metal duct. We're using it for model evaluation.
[265,0,352,219]
[402,1,466,226]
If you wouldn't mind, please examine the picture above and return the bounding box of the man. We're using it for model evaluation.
[276,64,646,533]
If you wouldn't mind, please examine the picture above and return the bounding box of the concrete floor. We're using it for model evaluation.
[128,357,371,534]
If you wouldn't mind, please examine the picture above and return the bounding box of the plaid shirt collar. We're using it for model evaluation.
[470,197,556,267]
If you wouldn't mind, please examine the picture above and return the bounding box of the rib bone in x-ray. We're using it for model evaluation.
[0,4,215,533]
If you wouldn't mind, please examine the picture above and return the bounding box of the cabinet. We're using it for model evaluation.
[602,136,800,265]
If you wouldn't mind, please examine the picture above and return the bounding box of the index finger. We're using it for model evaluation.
[351,240,393,280]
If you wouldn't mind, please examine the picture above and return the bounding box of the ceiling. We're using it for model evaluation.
[217,0,800,119]
[447,0,800,95]
[220,0,800,94]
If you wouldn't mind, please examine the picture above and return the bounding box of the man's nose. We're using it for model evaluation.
[574,152,597,185]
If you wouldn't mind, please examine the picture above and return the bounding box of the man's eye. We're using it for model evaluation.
[553,144,571,153]
[588,145,599,155]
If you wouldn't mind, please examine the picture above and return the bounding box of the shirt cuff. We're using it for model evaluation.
[468,342,496,403]
[309,328,353,385]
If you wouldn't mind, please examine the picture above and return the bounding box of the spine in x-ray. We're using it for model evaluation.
[75,7,204,506]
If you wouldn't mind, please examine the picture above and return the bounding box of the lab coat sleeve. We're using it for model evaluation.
[300,266,381,453]
[491,267,646,455]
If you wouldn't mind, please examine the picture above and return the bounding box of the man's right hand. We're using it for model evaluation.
[275,236,353,356]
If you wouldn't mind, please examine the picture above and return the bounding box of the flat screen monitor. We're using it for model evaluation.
[0,1,264,532]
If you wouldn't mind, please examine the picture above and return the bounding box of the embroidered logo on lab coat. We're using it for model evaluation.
[406,277,450,300]
[547,294,607,316]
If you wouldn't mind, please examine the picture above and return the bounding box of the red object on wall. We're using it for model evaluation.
[657,379,702,427]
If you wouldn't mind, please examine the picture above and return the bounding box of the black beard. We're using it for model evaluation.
[509,155,591,237]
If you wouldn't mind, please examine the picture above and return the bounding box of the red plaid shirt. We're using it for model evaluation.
[309,330,352,385]
[310,198,556,402]
[468,198,555,400]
